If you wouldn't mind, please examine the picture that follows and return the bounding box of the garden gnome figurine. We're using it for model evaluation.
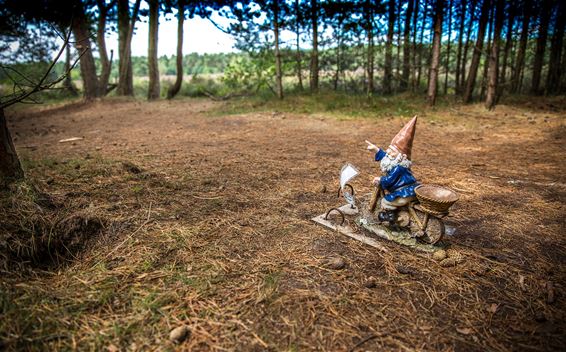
[365,116,419,223]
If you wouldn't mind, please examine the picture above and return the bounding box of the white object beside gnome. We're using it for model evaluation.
[365,116,419,223]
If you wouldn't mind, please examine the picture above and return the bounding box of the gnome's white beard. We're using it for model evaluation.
[380,153,412,173]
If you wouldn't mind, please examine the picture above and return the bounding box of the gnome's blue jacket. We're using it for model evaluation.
[375,149,419,201]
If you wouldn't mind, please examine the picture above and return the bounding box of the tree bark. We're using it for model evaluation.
[443,0,453,94]
[310,0,319,93]
[427,0,444,106]
[411,0,420,91]
[117,0,141,96]
[485,0,504,110]
[97,0,112,96]
[510,0,531,93]
[396,0,402,81]
[295,0,304,91]
[401,0,414,90]
[416,0,429,91]
[72,1,100,100]
[545,0,565,95]
[274,0,283,99]
[530,0,552,95]
[499,1,515,93]
[383,0,395,94]
[463,0,490,103]
[367,0,375,96]
[480,6,494,100]
[459,0,476,93]
[0,108,24,185]
[167,0,185,99]
[147,0,160,100]
[333,19,343,91]
[117,0,132,95]
[63,37,78,96]
[455,0,467,94]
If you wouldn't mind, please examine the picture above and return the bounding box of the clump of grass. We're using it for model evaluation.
[0,179,106,268]
[211,91,450,119]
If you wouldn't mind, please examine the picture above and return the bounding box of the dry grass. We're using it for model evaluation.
[0,95,565,351]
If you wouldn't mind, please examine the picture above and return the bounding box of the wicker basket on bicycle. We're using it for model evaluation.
[415,184,459,216]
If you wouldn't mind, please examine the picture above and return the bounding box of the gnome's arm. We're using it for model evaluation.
[375,149,386,161]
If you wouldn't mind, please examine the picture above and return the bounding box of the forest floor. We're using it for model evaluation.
[1,94,565,351]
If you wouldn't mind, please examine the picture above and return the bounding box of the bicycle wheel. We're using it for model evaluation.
[421,216,445,245]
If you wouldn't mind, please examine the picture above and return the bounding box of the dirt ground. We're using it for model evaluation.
[1,96,565,351]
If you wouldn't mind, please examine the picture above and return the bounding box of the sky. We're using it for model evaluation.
[103,10,301,58]
[105,13,238,57]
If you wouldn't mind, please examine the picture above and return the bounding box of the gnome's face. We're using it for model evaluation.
[380,149,412,173]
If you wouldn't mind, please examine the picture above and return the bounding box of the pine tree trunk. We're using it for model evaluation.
[411,0,421,91]
[480,6,494,101]
[459,0,476,93]
[310,0,319,93]
[117,0,141,96]
[274,0,283,99]
[97,0,111,96]
[510,0,531,93]
[427,0,444,106]
[295,0,304,91]
[416,0,429,91]
[396,0,402,84]
[117,0,132,96]
[367,0,375,96]
[167,0,185,99]
[72,1,100,100]
[63,39,78,96]
[401,0,414,90]
[485,0,504,110]
[384,0,395,94]
[463,0,490,103]
[147,0,160,100]
[334,22,342,91]
[0,108,24,185]
[443,0,453,94]
[530,0,552,95]
[455,0,467,94]
[545,0,565,95]
[499,2,515,94]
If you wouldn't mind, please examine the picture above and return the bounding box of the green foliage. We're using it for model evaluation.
[180,75,227,97]
[222,55,274,92]
[213,91,440,119]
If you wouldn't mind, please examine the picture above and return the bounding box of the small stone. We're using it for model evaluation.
[324,257,346,270]
[106,344,119,352]
[433,249,447,261]
[169,325,190,344]
[364,277,377,288]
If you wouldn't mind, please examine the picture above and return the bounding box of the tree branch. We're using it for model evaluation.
[0,22,86,109]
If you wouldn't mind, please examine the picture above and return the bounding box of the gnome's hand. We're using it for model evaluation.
[372,177,381,186]
[365,140,379,152]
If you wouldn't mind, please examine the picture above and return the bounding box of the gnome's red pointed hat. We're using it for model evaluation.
[389,115,417,159]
